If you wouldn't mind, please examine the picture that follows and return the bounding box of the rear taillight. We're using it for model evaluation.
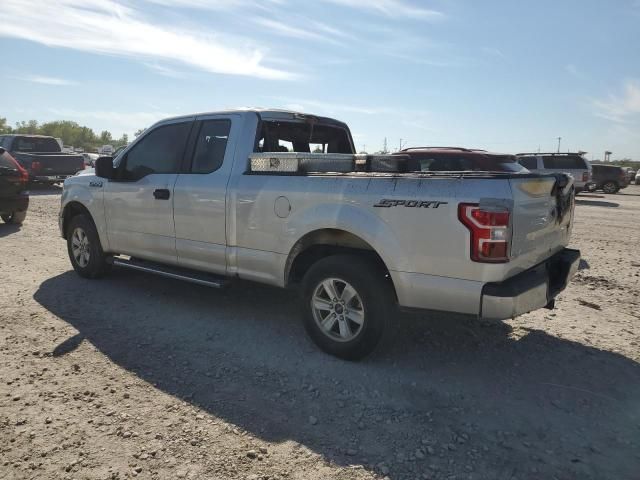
[18,165,29,183]
[458,203,510,263]
[582,172,589,182]
[31,161,42,171]
[4,154,29,184]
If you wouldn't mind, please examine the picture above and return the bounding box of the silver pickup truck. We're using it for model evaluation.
[59,109,580,359]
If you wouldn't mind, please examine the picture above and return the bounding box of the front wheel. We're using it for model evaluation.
[66,214,111,278]
[301,255,394,360]
[602,181,619,194]
[1,211,27,224]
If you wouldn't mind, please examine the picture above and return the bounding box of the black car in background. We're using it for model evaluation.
[0,134,84,185]
[0,147,29,224]
[589,164,630,194]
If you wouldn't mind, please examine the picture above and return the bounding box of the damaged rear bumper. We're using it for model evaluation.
[480,248,581,320]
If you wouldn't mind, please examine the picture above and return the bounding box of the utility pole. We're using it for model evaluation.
[557,137,561,153]
[383,137,388,154]
[399,138,404,151]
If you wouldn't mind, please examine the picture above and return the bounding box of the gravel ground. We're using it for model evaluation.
[1,185,639,480]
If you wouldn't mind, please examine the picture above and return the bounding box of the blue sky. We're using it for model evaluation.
[1,0,639,159]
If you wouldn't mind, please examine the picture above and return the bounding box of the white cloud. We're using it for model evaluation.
[319,0,443,19]
[0,0,293,80]
[13,74,78,86]
[253,18,338,44]
[592,80,640,122]
[143,63,186,78]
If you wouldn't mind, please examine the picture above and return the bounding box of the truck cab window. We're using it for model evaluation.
[123,122,190,181]
[191,120,231,173]
[256,121,352,154]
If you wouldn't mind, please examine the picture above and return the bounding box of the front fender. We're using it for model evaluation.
[60,177,109,251]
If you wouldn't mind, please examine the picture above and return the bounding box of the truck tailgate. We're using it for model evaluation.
[15,152,85,175]
[508,175,574,271]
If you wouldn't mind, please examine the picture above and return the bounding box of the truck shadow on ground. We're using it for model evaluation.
[575,199,619,208]
[0,223,22,238]
[27,183,63,196]
[34,270,640,480]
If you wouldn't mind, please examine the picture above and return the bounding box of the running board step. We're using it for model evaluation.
[110,257,229,289]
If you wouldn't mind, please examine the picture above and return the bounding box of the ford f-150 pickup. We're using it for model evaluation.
[0,135,85,184]
[59,109,580,359]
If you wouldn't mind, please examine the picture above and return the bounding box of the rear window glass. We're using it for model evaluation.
[409,153,525,172]
[13,136,61,153]
[518,156,538,169]
[542,155,586,169]
[256,121,352,154]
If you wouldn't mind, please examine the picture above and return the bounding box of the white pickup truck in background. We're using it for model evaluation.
[59,109,580,359]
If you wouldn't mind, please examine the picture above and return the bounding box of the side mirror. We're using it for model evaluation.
[95,156,115,179]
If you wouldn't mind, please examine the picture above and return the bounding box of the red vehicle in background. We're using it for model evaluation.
[0,147,29,224]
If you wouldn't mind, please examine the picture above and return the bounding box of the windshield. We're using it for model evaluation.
[13,136,62,153]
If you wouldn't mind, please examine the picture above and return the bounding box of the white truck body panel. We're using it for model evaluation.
[61,109,579,320]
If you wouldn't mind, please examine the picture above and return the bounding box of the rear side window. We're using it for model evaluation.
[518,156,538,170]
[123,122,191,181]
[190,120,231,173]
[542,155,586,169]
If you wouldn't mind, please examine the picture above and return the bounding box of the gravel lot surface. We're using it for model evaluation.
[1,185,639,480]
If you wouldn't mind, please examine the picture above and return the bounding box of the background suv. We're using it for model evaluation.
[590,164,629,193]
[516,153,591,193]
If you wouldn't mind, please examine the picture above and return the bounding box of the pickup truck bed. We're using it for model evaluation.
[0,135,84,183]
[59,109,580,360]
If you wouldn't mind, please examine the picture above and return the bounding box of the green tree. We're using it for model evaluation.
[0,117,12,134]
[134,128,145,137]
[99,130,113,144]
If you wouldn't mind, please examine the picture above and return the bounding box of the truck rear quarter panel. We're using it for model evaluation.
[233,175,518,289]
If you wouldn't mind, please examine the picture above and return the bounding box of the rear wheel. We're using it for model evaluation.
[602,181,619,194]
[66,214,111,278]
[301,255,393,360]
[1,211,27,224]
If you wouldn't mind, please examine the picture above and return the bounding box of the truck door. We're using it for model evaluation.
[104,119,192,265]
[173,115,238,275]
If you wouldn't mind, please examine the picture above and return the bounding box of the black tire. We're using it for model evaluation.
[1,211,27,224]
[66,214,111,278]
[602,181,619,194]
[301,254,394,360]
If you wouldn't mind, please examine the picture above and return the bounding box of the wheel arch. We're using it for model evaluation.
[61,201,94,239]
[285,228,398,301]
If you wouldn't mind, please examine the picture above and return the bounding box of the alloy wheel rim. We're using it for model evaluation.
[603,182,616,193]
[71,227,91,268]
[311,278,365,342]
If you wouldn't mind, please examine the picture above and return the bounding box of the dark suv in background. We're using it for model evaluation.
[0,147,29,224]
[590,164,629,194]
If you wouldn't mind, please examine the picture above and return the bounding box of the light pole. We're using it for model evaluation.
[557,137,562,153]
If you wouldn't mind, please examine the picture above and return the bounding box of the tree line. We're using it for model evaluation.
[0,117,139,152]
